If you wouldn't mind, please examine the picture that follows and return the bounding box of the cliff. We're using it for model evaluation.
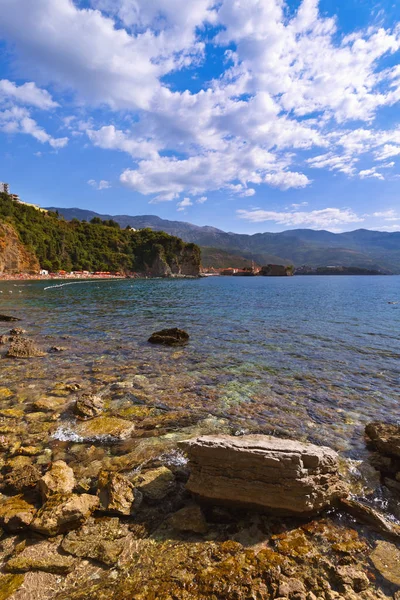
[259,264,294,276]
[0,223,39,275]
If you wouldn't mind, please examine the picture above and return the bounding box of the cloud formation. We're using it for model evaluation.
[237,208,364,229]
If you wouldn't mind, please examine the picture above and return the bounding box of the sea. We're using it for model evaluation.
[1,275,400,508]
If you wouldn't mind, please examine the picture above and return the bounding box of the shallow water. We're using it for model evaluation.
[1,275,399,466]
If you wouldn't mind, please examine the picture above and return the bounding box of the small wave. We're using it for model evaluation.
[159,449,188,467]
[51,425,121,444]
[44,281,99,291]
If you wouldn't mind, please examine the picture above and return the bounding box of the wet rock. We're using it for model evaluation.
[6,337,45,359]
[335,566,369,593]
[33,396,70,412]
[75,416,135,441]
[4,464,41,494]
[148,328,189,347]
[8,328,25,337]
[30,493,99,536]
[0,496,37,532]
[370,541,400,586]
[168,504,208,534]
[74,394,104,420]
[61,517,129,566]
[340,497,400,540]
[0,574,25,599]
[39,461,76,501]
[134,466,175,501]
[180,435,346,515]
[365,422,400,458]
[0,315,21,322]
[5,543,76,575]
[49,346,66,353]
[97,471,138,516]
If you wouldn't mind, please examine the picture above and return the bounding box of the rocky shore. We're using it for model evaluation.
[0,325,399,599]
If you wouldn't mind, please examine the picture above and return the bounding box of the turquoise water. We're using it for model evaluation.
[1,275,399,459]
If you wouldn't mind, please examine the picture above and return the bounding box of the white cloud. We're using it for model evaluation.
[359,168,384,180]
[177,197,193,211]
[0,79,58,109]
[374,144,400,161]
[0,106,68,148]
[237,207,364,229]
[88,179,111,190]
[197,196,207,204]
[372,210,399,221]
[264,172,311,190]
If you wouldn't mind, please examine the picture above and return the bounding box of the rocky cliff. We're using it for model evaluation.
[0,223,39,275]
[147,245,201,277]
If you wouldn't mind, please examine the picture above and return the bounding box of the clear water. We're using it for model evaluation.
[1,275,399,462]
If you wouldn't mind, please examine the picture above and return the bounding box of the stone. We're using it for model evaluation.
[39,461,76,501]
[97,471,137,516]
[179,435,346,515]
[5,545,76,575]
[61,517,129,566]
[335,566,369,592]
[33,396,69,412]
[370,541,400,586]
[278,578,306,598]
[0,496,37,532]
[0,315,21,322]
[74,393,104,420]
[75,416,135,441]
[0,574,25,600]
[6,337,45,359]
[339,497,400,539]
[30,493,99,536]
[8,328,25,337]
[4,464,41,494]
[365,422,400,458]
[49,346,66,353]
[168,504,208,534]
[148,328,189,347]
[134,466,175,501]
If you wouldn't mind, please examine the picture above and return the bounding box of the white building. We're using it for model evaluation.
[0,182,10,194]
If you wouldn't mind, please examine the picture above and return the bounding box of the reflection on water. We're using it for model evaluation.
[1,275,399,463]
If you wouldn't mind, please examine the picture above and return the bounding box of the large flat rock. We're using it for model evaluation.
[179,435,346,516]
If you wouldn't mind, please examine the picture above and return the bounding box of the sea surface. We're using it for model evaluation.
[1,275,400,502]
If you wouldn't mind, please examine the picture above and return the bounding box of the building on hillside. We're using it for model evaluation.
[0,182,10,194]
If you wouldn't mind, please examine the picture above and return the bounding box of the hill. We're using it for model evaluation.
[0,195,200,276]
[47,207,400,273]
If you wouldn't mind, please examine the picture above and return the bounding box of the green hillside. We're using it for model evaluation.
[0,194,200,274]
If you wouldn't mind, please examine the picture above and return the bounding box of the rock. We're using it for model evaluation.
[365,422,400,458]
[134,466,175,501]
[6,337,45,359]
[4,464,41,494]
[39,461,76,501]
[74,393,104,420]
[179,435,346,515]
[148,328,189,347]
[168,504,208,534]
[8,328,25,337]
[49,346,66,353]
[5,544,76,575]
[30,493,99,536]
[97,471,138,516]
[0,496,37,532]
[33,396,70,412]
[340,497,400,539]
[335,566,369,592]
[75,416,135,441]
[278,578,306,598]
[0,574,25,599]
[370,541,400,586]
[0,315,21,322]
[61,517,129,566]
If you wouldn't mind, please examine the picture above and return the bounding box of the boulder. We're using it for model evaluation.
[0,495,37,532]
[74,393,104,420]
[61,517,129,566]
[75,416,135,441]
[365,422,400,458]
[6,337,45,358]
[97,471,138,516]
[179,435,346,516]
[39,460,76,501]
[148,328,189,347]
[370,541,400,586]
[168,504,208,534]
[134,466,175,501]
[30,493,99,536]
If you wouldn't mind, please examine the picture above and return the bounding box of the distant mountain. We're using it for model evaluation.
[46,207,400,273]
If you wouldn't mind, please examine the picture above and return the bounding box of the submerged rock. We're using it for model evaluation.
[0,495,37,532]
[30,493,99,536]
[6,337,45,359]
[74,393,104,420]
[39,460,76,501]
[340,497,400,539]
[0,315,21,322]
[75,416,135,441]
[148,328,189,347]
[0,574,25,599]
[4,463,41,494]
[168,504,208,534]
[61,517,129,566]
[97,471,138,516]
[370,541,400,586]
[134,466,175,501]
[179,435,346,515]
[5,543,76,575]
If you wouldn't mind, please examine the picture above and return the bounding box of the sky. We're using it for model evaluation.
[1,0,400,234]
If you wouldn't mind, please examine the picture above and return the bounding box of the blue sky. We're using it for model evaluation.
[1,0,400,234]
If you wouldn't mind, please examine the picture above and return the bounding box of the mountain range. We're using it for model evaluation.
[46,207,400,273]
